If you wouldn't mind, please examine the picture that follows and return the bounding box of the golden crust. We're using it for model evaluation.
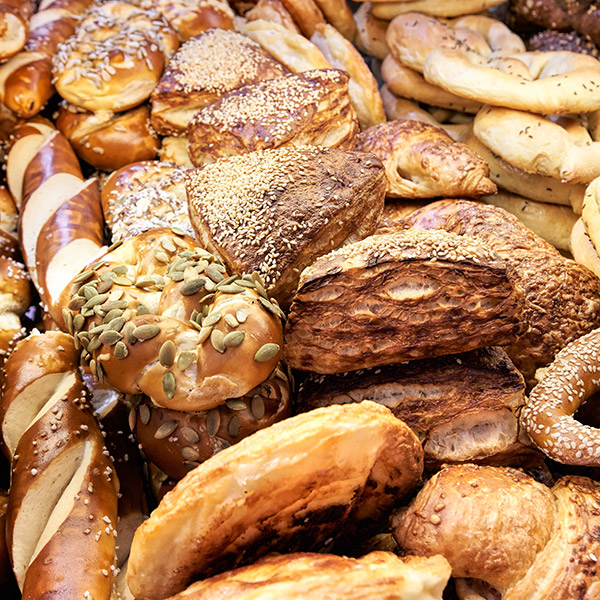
[245,0,301,33]
[165,552,451,600]
[313,0,357,40]
[278,0,325,37]
[404,199,600,386]
[127,401,424,599]
[392,464,557,592]
[353,3,389,60]
[150,29,288,135]
[372,0,507,20]
[187,69,358,165]
[186,146,386,307]
[356,120,496,199]
[581,177,600,254]
[571,217,600,278]
[284,229,526,374]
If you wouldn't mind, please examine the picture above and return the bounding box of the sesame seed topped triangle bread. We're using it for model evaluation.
[185,146,386,307]
[127,401,424,599]
[187,69,359,165]
[150,28,288,135]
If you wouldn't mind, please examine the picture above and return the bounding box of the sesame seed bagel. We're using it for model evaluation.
[127,401,424,599]
[132,365,291,480]
[474,106,600,184]
[61,228,284,413]
[522,328,600,466]
[52,1,179,113]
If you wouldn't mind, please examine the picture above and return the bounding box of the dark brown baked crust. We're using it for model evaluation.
[297,346,541,467]
[284,229,526,374]
[528,29,599,57]
[186,146,386,307]
[187,69,358,165]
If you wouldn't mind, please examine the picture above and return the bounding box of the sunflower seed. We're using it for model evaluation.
[170,271,184,282]
[134,324,160,340]
[206,409,220,436]
[159,340,176,367]
[161,238,176,253]
[128,406,137,431]
[226,398,247,411]
[68,296,86,310]
[228,415,240,438]
[89,359,97,379]
[180,427,200,444]
[251,396,266,420]
[99,330,123,345]
[73,270,95,283]
[181,446,201,461]
[203,312,221,327]
[154,419,178,439]
[235,279,255,289]
[162,372,176,399]
[177,350,195,370]
[210,329,226,353]
[217,275,238,287]
[137,304,151,315]
[181,278,206,296]
[223,331,245,348]
[107,239,123,252]
[205,264,224,283]
[224,314,239,328]
[139,404,151,425]
[199,293,215,304]
[197,325,212,344]
[254,343,280,362]
[114,341,129,358]
[97,362,104,383]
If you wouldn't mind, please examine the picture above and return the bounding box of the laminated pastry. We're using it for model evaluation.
[187,69,358,166]
[127,401,424,599]
[165,552,451,600]
[186,146,386,307]
[101,161,194,242]
[150,29,288,135]
[283,229,526,374]
[404,199,600,386]
[297,346,541,468]
[355,119,496,199]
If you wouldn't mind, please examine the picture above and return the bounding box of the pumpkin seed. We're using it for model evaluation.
[210,329,226,353]
[100,271,116,281]
[183,460,200,471]
[217,283,245,294]
[183,266,198,282]
[133,324,160,340]
[162,372,176,399]
[203,312,221,327]
[205,264,224,283]
[177,350,195,370]
[217,275,238,288]
[114,341,129,358]
[137,304,151,315]
[108,289,124,301]
[199,293,215,304]
[113,276,133,286]
[171,227,186,236]
[181,446,201,461]
[111,265,128,275]
[223,331,245,348]
[212,437,231,453]
[236,279,255,289]
[102,300,129,312]
[159,340,176,367]
[139,404,151,425]
[99,330,123,345]
[89,359,97,379]
[62,309,73,334]
[180,427,200,444]
[96,362,104,384]
[251,396,266,420]
[226,398,247,411]
[236,309,249,323]
[181,278,205,296]
[206,409,220,436]
[87,336,102,353]
[228,415,241,438]
[258,296,286,319]
[197,325,212,344]
[68,296,86,311]
[155,419,178,439]
[254,343,280,362]
[83,293,108,309]
[107,239,123,252]
[189,320,203,331]
[89,324,107,336]
[161,238,176,253]
[106,316,126,332]
[123,322,137,344]
[170,271,184,282]
[82,285,98,300]
[204,279,216,292]
[97,279,113,294]
[103,309,123,323]
[224,314,239,328]
[154,250,170,264]
[73,270,95,283]
[135,277,156,288]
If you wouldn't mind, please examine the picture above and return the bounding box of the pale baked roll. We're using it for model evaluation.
[186,146,386,307]
[571,217,600,278]
[246,0,301,32]
[187,69,359,166]
[150,28,288,135]
[353,3,389,60]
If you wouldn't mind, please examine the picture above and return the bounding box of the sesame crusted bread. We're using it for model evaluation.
[165,552,451,600]
[101,161,193,243]
[283,229,526,374]
[187,69,359,166]
[297,346,542,468]
[186,146,386,307]
[150,28,288,136]
[127,401,424,599]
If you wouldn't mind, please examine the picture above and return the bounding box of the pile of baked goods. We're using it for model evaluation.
[0,0,599,598]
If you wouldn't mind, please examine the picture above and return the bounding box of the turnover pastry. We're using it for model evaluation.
[186,146,386,308]
[284,229,526,374]
[187,69,358,165]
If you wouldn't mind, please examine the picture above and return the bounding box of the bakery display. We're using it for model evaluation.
[1,1,600,598]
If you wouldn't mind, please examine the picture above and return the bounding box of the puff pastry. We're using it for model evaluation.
[187,69,358,165]
[284,229,526,374]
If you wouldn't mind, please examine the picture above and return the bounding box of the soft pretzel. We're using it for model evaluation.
[522,328,600,466]
[425,49,600,114]
[55,102,159,172]
[127,401,424,599]
[0,0,34,60]
[166,552,451,600]
[474,106,600,184]
[63,228,284,413]
[371,0,507,20]
[0,331,119,598]
[52,1,179,113]
[6,121,104,322]
[0,0,95,118]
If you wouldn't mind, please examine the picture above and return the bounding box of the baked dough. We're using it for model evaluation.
[372,0,507,20]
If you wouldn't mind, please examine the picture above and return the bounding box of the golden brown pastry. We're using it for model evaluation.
[353,2,389,60]
[372,0,507,20]
[355,120,496,199]
[245,0,301,32]
[404,199,600,386]
[150,28,288,135]
[101,161,193,242]
[127,401,424,599]
[158,135,194,168]
[284,229,526,374]
[186,146,386,307]
[313,0,357,40]
[571,217,600,277]
[0,0,33,60]
[187,69,358,166]
[277,0,325,37]
[165,552,452,600]
[298,346,541,467]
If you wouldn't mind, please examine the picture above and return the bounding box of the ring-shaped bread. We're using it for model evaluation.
[62,228,284,412]
[372,0,507,20]
[522,327,600,465]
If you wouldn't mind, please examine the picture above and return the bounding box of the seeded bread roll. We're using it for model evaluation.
[284,229,526,374]
[297,346,541,468]
[529,30,600,58]
[186,146,386,308]
[150,29,288,136]
[187,69,358,166]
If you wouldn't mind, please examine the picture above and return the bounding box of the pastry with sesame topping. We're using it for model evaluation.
[356,119,497,199]
[52,1,179,113]
[187,69,358,165]
[284,228,526,374]
[150,28,288,136]
[186,146,386,307]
